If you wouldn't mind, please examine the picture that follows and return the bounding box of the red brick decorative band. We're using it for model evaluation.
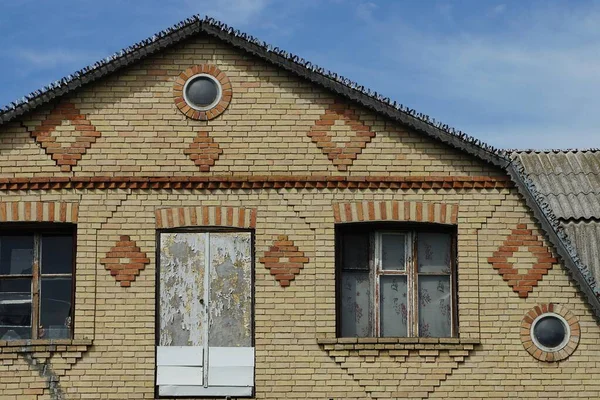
[173,65,232,120]
[488,224,558,298]
[155,206,257,229]
[0,176,512,191]
[521,303,579,362]
[0,201,78,223]
[333,201,458,224]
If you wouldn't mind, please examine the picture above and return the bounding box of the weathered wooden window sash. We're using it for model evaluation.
[0,226,75,341]
[337,225,457,338]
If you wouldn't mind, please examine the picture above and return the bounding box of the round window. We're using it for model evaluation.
[530,313,570,352]
[183,74,222,111]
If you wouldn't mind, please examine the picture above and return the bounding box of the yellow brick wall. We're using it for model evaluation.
[0,35,597,400]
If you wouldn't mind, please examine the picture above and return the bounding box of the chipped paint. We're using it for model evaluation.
[159,233,205,346]
[159,232,252,348]
[208,232,252,347]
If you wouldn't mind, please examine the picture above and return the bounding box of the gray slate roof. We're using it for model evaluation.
[513,150,600,285]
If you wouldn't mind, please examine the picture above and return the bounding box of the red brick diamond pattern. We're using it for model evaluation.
[31,102,102,172]
[183,131,224,172]
[100,235,150,287]
[488,224,558,298]
[308,101,376,171]
[259,235,309,287]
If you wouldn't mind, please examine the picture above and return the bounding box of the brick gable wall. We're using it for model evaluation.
[0,35,598,400]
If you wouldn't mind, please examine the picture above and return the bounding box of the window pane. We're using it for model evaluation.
[381,234,406,271]
[340,271,372,337]
[41,235,73,275]
[0,278,31,340]
[380,275,408,337]
[208,232,252,347]
[417,232,452,274]
[418,276,451,337]
[40,278,72,339]
[159,233,206,346]
[341,232,369,270]
[0,236,34,275]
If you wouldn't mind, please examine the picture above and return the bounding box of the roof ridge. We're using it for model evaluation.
[0,15,507,162]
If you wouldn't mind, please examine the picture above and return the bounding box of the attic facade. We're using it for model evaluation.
[0,20,599,400]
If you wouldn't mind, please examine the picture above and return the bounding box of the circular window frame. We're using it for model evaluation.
[530,312,570,352]
[183,73,223,112]
[174,65,232,121]
[521,303,580,362]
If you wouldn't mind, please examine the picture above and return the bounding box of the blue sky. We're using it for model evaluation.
[1,0,599,149]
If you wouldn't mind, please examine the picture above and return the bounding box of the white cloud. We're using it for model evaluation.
[491,4,506,16]
[13,48,99,68]
[345,3,600,148]
[183,0,272,27]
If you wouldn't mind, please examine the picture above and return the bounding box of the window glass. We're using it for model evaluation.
[41,235,73,275]
[418,276,451,337]
[379,275,408,337]
[40,277,72,339]
[0,235,34,275]
[340,271,372,337]
[342,233,369,270]
[0,278,32,340]
[338,226,455,338]
[417,232,451,274]
[381,233,406,271]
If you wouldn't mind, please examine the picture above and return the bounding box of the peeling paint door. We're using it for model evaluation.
[157,231,253,397]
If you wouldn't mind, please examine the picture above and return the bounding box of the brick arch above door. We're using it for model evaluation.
[155,206,257,229]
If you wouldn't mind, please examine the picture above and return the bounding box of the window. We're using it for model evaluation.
[156,230,254,397]
[183,74,222,111]
[337,224,456,338]
[0,226,75,341]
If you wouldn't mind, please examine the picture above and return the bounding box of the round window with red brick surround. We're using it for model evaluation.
[174,65,232,120]
[521,303,580,362]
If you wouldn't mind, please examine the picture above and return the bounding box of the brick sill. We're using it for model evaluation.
[0,339,92,353]
[317,337,480,351]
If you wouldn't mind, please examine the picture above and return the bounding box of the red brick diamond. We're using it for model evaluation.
[488,224,558,298]
[259,235,309,287]
[31,102,102,172]
[100,235,150,287]
[307,101,376,171]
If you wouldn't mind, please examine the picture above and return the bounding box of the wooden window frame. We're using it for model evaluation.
[0,223,76,341]
[336,222,458,338]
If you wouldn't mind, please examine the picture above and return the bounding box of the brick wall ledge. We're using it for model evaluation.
[0,339,92,353]
[317,337,480,350]
[0,175,511,191]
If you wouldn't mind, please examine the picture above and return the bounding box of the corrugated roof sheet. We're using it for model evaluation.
[513,150,600,284]
[513,151,600,220]
[561,221,600,283]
